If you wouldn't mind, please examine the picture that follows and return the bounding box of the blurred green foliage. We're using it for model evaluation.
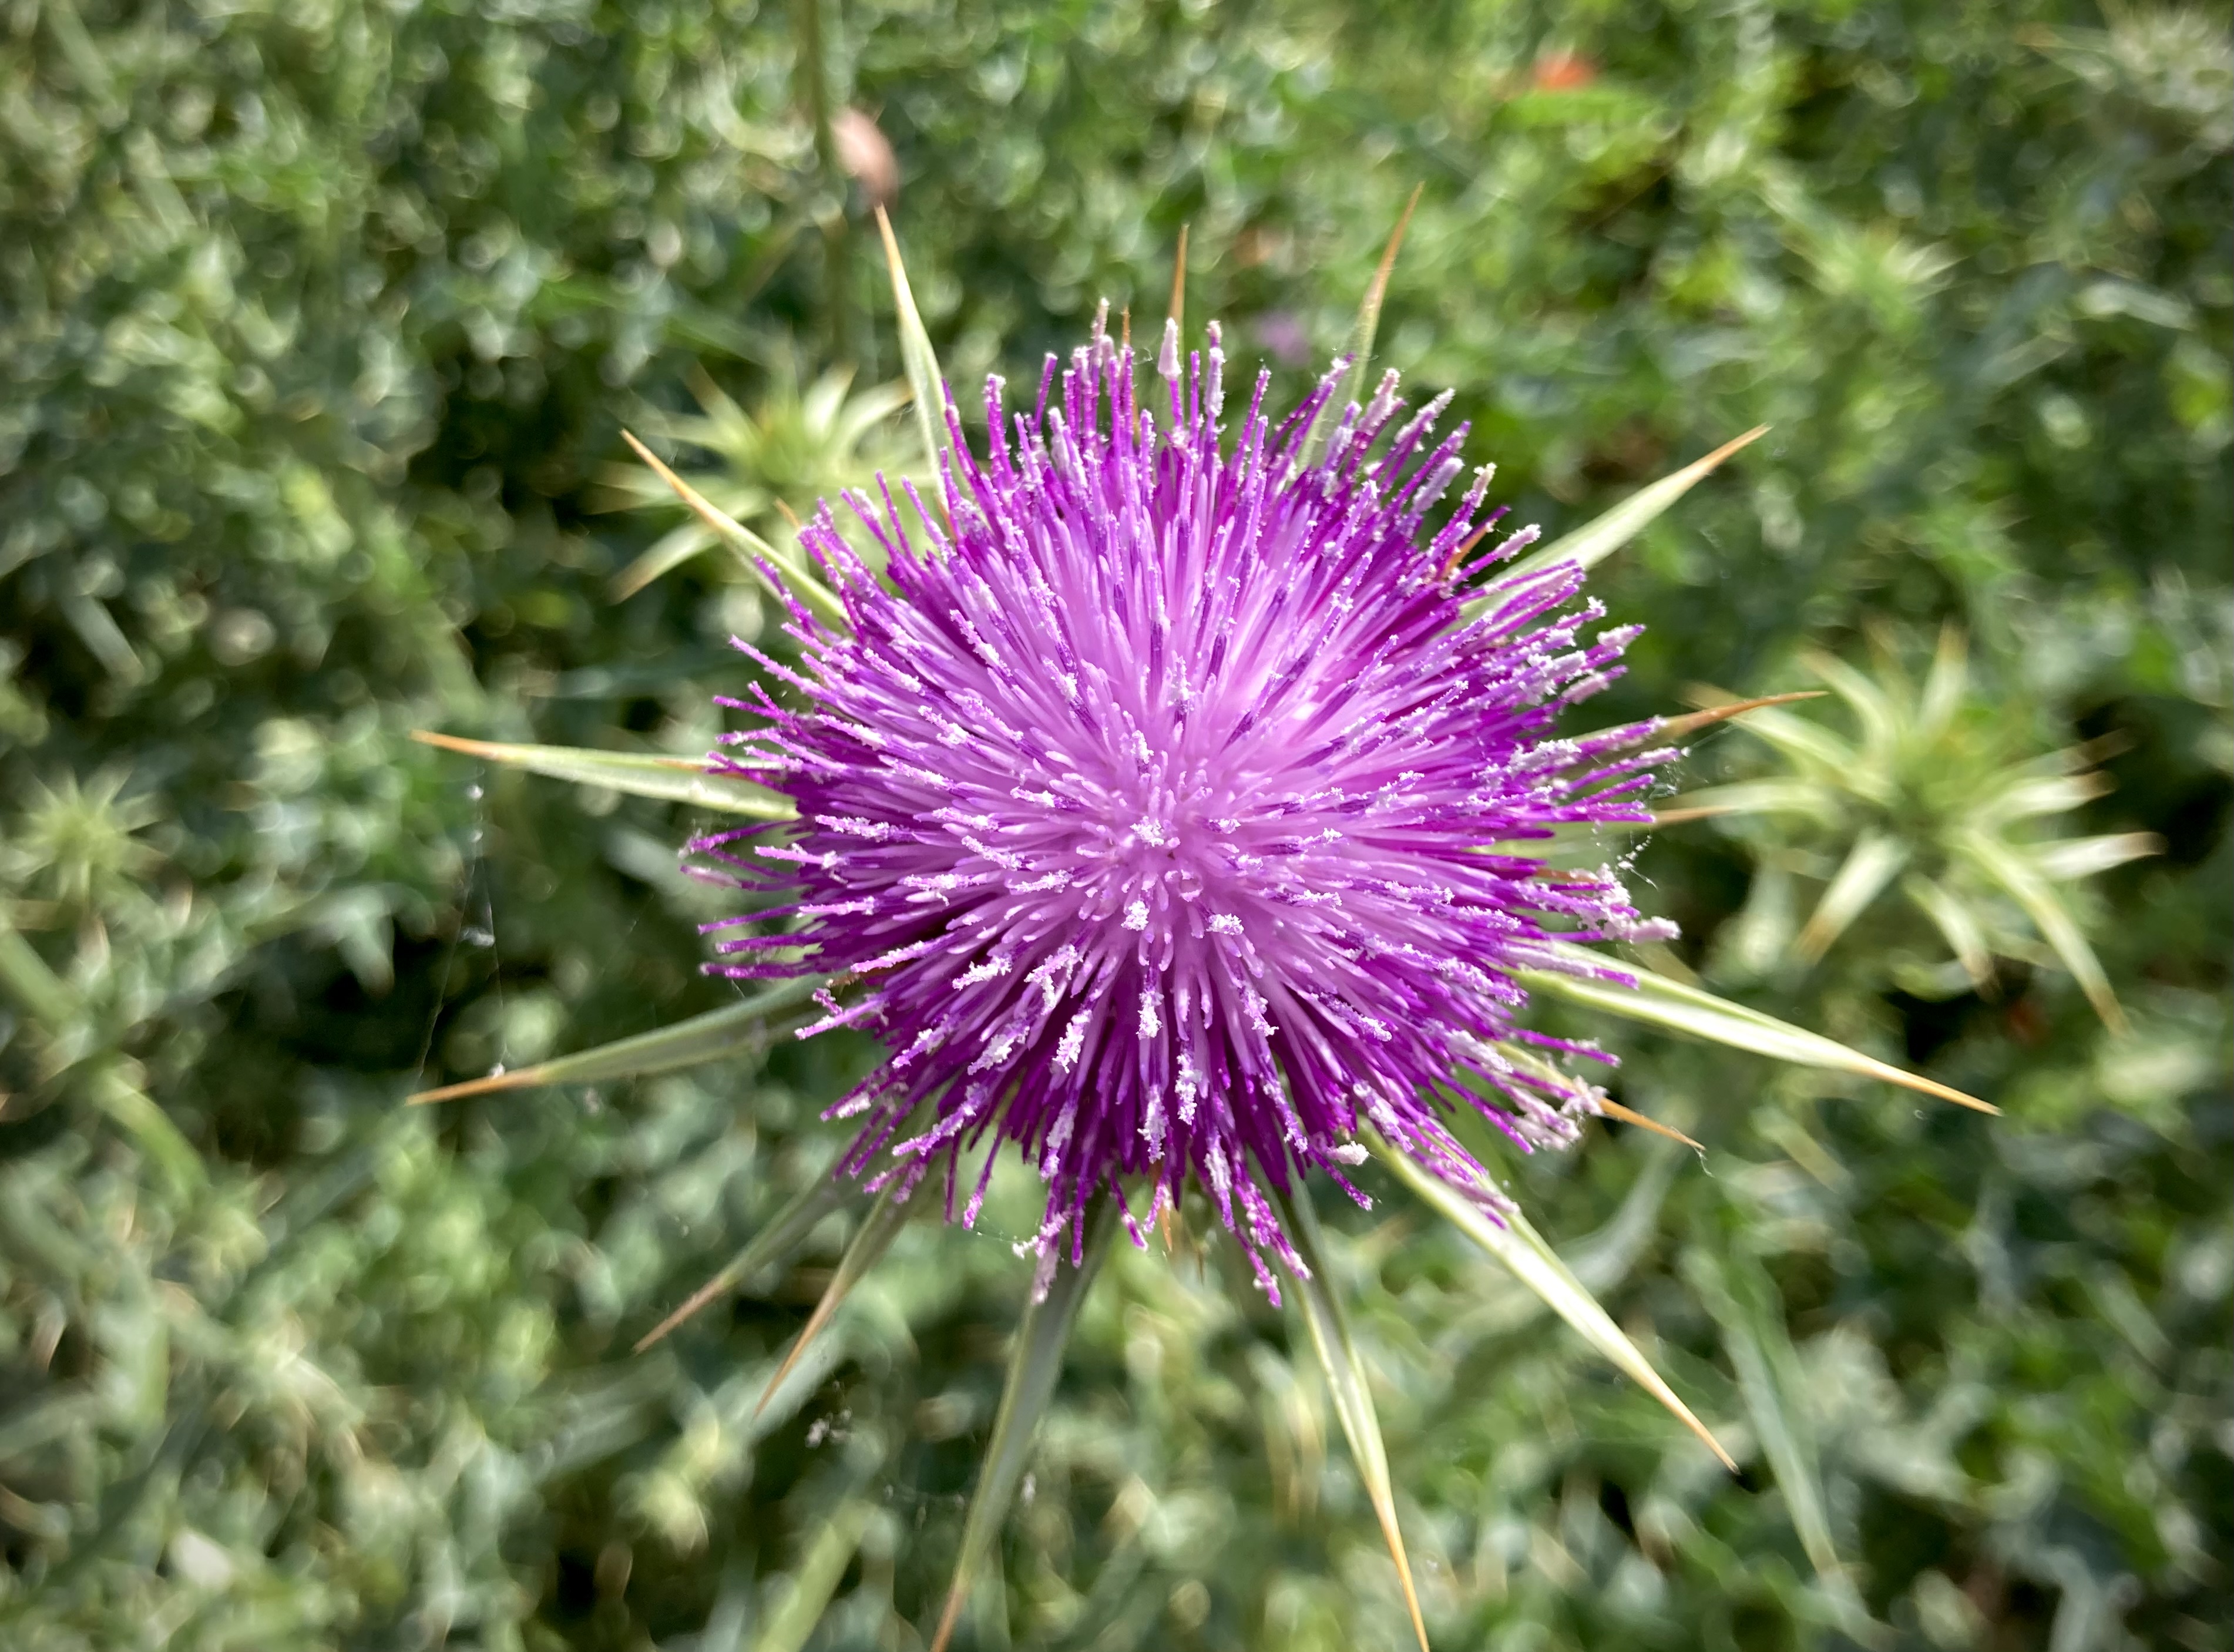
[2,1,2228,1649]
[1681,632,2163,1025]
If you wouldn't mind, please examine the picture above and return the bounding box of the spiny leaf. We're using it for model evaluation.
[1472,787,1817,865]
[1954,827,2128,1033]
[1300,184,1422,470]
[1166,221,1190,337]
[1916,623,1969,738]
[1501,782,1822,849]
[1521,942,1997,1113]
[1371,1134,1735,1472]
[2029,831,2161,882]
[1793,830,1911,961]
[410,976,824,1106]
[1683,1248,1846,1585]
[96,1067,204,1198]
[929,1198,1118,1652]
[620,429,852,632]
[1271,1181,1430,1652]
[754,1182,915,1419]
[1978,768,2113,826]
[1486,1036,1699,1149]
[875,205,950,512]
[1495,425,1768,589]
[754,1497,876,1652]
[1686,686,1866,780]
[1689,1243,1885,1645]
[0,918,72,1029]
[410,730,795,818]
[1595,1098,1704,1151]
[609,520,721,602]
[1802,647,1901,756]
[1646,778,1833,827]
[1564,691,1828,760]
[1338,184,1421,414]
[636,1160,854,1352]
[1902,872,1995,993]
[1653,691,1830,744]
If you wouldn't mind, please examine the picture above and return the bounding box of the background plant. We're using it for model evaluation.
[1,2,2226,1650]
[1682,630,2164,1024]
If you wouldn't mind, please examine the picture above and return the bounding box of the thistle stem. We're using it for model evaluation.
[797,0,852,362]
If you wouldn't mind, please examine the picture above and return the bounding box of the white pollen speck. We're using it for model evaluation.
[1208,913,1243,936]
[955,955,1013,988]
[1123,899,1150,931]
[1054,1009,1090,1072]
[1138,992,1162,1038]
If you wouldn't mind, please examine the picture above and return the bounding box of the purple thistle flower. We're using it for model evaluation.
[696,318,1677,1302]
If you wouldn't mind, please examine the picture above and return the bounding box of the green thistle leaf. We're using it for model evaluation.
[409,976,824,1106]
[1370,1133,1734,1472]
[1563,691,1829,760]
[1521,942,1996,1113]
[1794,831,1912,961]
[1690,691,1865,781]
[636,1158,856,1352]
[609,519,727,603]
[96,1067,204,1198]
[1976,767,2112,827]
[2028,831,2161,882]
[1800,647,1902,753]
[410,730,795,819]
[1697,634,2156,1025]
[1650,778,1837,827]
[620,428,853,631]
[0,916,72,1030]
[1902,872,1996,992]
[755,1184,916,1419]
[1916,623,1968,738]
[754,1497,877,1652]
[929,1198,1118,1652]
[1299,185,1422,471]
[1682,1245,1880,1641]
[1953,827,2128,1033]
[875,205,952,512]
[603,363,911,599]
[1271,1180,1431,1652]
[1491,425,1769,595]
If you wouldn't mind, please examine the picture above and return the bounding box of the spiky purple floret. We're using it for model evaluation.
[697,319,1675,1301]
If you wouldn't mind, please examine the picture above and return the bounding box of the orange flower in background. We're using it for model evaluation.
[1533,51,1599,93]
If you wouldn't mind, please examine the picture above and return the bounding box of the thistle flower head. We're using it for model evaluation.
[413,249,1984,1652]
[698,322,1678,1295]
